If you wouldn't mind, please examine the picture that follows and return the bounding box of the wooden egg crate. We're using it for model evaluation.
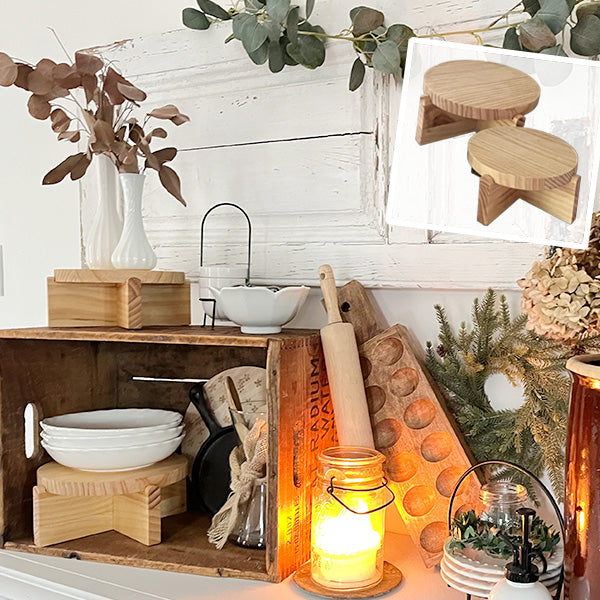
[337,281,480,567]
[0,326,335,582]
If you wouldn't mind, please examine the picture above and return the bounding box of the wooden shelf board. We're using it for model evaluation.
[5,512,269,581]
[0,326,319,348]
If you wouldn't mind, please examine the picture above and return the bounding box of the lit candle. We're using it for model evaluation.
[311,501,382,589]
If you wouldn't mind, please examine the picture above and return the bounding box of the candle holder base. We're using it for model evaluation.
[293,561,403,598]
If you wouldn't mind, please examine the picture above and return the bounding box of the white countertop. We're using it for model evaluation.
[0,533,465,600]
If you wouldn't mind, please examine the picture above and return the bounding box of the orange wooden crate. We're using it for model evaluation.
[0,326,335,582]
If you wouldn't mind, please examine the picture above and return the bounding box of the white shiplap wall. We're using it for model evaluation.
[81,0,544,289]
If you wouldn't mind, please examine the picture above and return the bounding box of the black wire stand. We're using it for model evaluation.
[446,460,565,600]
[198,202,253,328]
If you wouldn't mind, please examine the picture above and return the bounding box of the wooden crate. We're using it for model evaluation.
[47,270,191,329]
[0,326,335,582]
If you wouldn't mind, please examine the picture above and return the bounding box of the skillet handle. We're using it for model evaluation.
[189,383,220,436]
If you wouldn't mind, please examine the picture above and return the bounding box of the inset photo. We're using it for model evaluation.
[387,38,600,248]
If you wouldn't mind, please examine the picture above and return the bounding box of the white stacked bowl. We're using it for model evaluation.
[41,408,185,472]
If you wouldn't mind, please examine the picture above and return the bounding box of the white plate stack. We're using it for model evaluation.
[441,539,563,598]
[40,408,185,472]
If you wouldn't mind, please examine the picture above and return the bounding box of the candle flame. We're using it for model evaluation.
[314,499,381,556]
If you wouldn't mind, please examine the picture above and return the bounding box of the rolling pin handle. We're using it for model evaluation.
[319,264,343,325]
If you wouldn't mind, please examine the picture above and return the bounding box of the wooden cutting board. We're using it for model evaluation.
[181,366,266,475]
[337,281,480,567]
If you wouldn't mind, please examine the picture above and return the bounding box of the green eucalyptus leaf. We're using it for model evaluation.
[182,7,211,29]
[523,0,541,15]
[570,14,600,55]
[224,33,236,43]
[386,23,415,64]
[264,18,283,42]
[353,38,377,56]
[286,6,300,43]
[371,39,401,74]
[242,19,269,53]
[248,39,270,64]
[518,16,557,51]
[537,0,570,34]
[233,12,255,39]
[540,43,567,55]
[286,23,326,68]
[350,5,367,21]
[245,0,264,13]
[353,7,385,36]
[197,0,231,20]
[279,35,299,64]
[503,26,522,49]
[349,57,365,91]
[306,0,315,18]
[577,2,600,20]
[268,39,286,72]
[267,0,291,23]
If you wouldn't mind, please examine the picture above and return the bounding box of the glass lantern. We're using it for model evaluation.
[311,446,394,592]
[480,480,529,531]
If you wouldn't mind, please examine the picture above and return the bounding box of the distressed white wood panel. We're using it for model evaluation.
[155,240,540,289]
[82,0,545,289]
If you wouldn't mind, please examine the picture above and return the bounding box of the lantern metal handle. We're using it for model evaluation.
[200,202,252,286]
[326,476,395,515]
[447,460,564,600]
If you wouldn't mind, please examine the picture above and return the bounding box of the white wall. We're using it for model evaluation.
[0,1,524,407]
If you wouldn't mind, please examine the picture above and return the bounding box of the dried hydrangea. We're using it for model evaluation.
[518,214,600,342]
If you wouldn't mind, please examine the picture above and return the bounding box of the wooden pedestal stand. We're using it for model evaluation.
[416,60,540,145]
[468,127,580,225]
[47,269,191,329]
[33,455,187,547]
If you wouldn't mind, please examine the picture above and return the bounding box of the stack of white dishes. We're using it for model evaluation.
[441,539,563,598]
[41,409,185,472]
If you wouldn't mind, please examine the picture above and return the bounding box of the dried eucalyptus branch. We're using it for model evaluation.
[182,0,597,91]
[0,50,190,204]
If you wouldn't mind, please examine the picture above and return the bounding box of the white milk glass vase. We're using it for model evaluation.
[85,155,123,269]
[111,173,157,270]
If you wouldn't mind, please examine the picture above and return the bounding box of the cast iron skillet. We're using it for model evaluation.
[189,382,238,515]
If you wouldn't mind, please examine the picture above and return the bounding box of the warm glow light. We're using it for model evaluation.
[312,499,382,588]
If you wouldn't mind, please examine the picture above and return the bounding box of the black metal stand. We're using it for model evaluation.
[448,460,565,600]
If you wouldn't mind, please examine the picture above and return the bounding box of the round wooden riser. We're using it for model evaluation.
[467,127,580,226]
[33,456,187,548]
[416,60,541,146]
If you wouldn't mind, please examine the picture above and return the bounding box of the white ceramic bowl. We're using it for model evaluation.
[41,409,183,437]
[41,434,185,472]
[41,424,185,449]
[209,285,309,334]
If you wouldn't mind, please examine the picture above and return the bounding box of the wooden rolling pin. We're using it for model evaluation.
[319,265,374,448]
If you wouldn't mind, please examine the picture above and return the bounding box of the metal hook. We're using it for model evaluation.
[200,203,252,286]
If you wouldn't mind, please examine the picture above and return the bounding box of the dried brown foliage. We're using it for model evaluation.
[1,49,190,205]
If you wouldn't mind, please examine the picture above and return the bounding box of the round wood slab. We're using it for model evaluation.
[423,60,540,120]
[293,561,403,598]
[468,127,578,191]
[37,454,188,497]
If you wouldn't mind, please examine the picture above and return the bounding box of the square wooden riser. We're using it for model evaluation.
[0,326,335,583]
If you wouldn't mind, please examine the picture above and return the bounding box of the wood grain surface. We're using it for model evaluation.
[37,456,188,497]
[360,325,480,567]
[468,127,578,191]
[54,270,186,285]
[0,326,318,347]
[423,60,540,120]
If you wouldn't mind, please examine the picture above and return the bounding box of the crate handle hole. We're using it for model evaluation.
[24,403,40,459]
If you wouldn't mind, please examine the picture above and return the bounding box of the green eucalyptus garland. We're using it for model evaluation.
[449,509,560,560]
[182,0,600,91]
